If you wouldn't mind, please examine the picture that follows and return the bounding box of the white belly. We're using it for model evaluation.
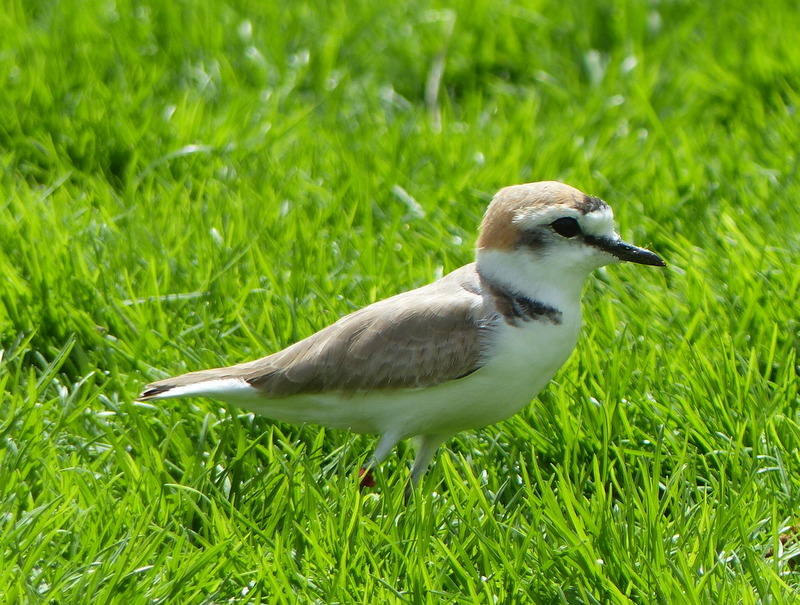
[238,314,582,439]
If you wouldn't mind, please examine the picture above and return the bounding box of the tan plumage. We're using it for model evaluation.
[140,264,490,399]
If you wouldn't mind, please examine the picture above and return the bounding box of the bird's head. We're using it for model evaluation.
[476,181,665,297]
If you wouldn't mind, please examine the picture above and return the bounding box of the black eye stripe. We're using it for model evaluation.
[550,217,581,238]
[518,229,546,250]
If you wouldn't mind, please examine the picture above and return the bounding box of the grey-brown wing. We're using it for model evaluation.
[241,266,491,396]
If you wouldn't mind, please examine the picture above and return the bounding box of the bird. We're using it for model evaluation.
[138,181,665,491]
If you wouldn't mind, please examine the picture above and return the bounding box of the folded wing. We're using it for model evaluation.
[139,264,492,400]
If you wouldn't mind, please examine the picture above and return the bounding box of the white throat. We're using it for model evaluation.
[476,248,594,311]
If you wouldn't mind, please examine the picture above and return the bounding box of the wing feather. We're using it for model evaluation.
[139,264,494,400]
[242,264,491,396]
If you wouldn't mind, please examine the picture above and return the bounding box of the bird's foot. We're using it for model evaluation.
[358,467,376,489]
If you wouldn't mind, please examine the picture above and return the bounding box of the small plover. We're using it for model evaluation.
[139,181,665,489]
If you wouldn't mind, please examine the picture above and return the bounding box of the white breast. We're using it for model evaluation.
[446,304,583,429]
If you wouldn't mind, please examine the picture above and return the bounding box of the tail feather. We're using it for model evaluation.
[137,368,257,402]
[137,383,175,401]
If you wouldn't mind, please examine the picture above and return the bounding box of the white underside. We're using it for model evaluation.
[152,310,582,442]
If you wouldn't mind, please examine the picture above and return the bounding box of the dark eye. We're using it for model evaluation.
[550,217,581,238]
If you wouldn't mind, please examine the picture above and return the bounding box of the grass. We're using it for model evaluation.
[1,0,799,602]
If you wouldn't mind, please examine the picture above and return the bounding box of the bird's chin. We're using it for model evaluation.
[599,251,624,267]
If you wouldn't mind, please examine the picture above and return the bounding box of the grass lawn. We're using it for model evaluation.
[2,0,799,602]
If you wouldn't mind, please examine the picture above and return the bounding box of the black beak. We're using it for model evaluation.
[590,236,666,266]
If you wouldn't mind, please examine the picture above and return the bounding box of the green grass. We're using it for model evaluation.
[2,0,799,602]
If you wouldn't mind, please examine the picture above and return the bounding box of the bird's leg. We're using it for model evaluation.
[359,432,401,489]
[404,433,450,500]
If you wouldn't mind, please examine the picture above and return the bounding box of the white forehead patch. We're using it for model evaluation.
[511,206,577,229]
[581,206,615,237]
